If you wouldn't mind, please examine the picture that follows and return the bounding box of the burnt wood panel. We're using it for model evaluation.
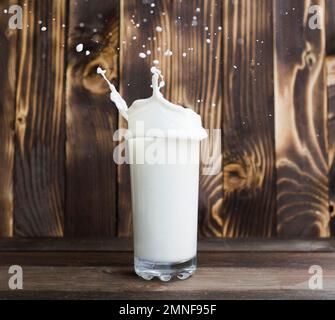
[0,0,334,239]
[0,0,16,237]
[65,0,119,236]
[1,238,335,252]
[274,0,330,236]
[221,0,276,237]
[119,0,224,237]
[14,0,66,236]
[326,0,335,54]
[328,57,335,233]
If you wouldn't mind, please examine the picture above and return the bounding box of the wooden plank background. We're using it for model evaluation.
[66,0,119,237]
[14,0,66,237]
[0,0,334,239]
[222,0,276,237]
[328,57,335,234]
[0,0,16,237]
[274,0,329,237]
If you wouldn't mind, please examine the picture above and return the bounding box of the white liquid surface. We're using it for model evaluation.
[129,138,200,263]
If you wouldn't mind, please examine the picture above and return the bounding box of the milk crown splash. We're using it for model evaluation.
[96,66,164,120]
[97,66,207,141]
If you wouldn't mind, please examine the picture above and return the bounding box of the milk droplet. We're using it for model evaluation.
[164,49,173,57]
[4,9,8,13]
[155,26,163,32]
[41,26,47,32]
[146,50,151,55]
[139,52,147,58]
[182,52,187,58]
[206,39,211,44]
[153,60,159,65]
[76,43,84,52]
[151,3,155,7]
[85,50,90,56]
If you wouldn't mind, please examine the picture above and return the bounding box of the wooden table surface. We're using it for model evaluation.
[0,239,335,300]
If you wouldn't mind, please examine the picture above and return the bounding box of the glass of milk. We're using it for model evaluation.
[127,68,207,281]
[98,66,207,281]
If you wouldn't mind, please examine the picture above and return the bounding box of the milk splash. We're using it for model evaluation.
[96,67,129,121]
[150,66,165,96]
[97,66,165,121]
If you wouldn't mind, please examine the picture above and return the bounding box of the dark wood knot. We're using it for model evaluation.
[223,163,248,192]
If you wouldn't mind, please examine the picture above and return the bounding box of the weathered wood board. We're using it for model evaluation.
[221,0,276,237]
[65,0,119,237]
[14,0,66,236]
[1,240,335,299]
[274,0,330,236]
[328,57,335,233]
[0,0,16,237]
[0,0,334,239]
[326,0,335,55]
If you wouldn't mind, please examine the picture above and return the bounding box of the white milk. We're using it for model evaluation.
[128,138,200,263]
[98,66,207,276]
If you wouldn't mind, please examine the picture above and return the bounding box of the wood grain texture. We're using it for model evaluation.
[2,290,335,300]
[1,238,335,252]
[1,249,335,299]
[14,0,66,236]
[65,0,119,237]
[119,0,224,237]
[274,0,330,237]
[326,0,335,54]
[0,1,333,239]
[221,0,276,237]
[0,0,16,237]
[328,57,335,232]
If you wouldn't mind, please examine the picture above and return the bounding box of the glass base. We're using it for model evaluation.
[134,256,196,282]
